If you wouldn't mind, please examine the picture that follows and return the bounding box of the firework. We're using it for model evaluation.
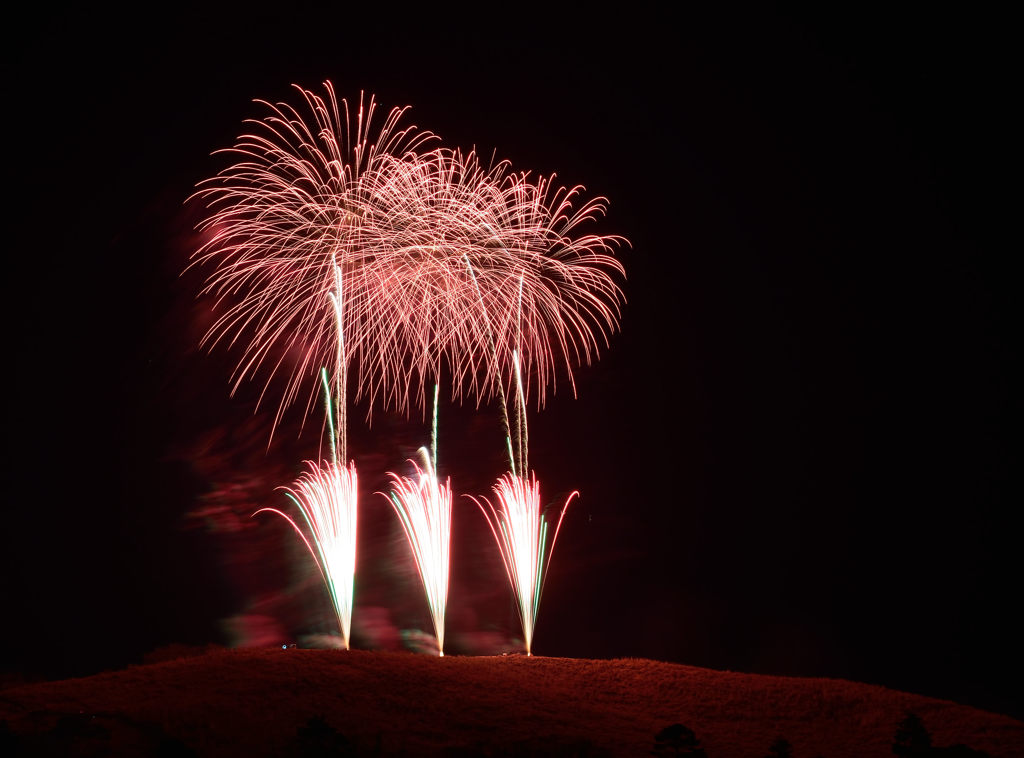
[469,472,576,655]
[191,81,627,656]
[382,447,452,656]
[350,148,628,418]
[254,459,359,649]
[189,83,436,441]
[191,89,626,434]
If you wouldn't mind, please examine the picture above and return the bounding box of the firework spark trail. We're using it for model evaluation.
[254,460,359,649]
[470,472,577,656]
[382,447,452,656]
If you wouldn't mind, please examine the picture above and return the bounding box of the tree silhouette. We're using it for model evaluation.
[894,712,932,757]
[766,737,792,758]
[0,720,18,756]
[892,712,991,757]
[293,714,354,758]
[935,747,991,757]
[651,723,708,756]
[156,733,200,758]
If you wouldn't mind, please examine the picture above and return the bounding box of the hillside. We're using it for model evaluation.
[1,648,1020,756]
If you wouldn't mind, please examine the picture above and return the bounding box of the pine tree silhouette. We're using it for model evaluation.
[893,712,932,757]
[651,723,708,756]
[294,714,354,758]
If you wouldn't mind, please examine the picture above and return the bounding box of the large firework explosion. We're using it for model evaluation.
[190,84,435,447]
[190,81,626,653]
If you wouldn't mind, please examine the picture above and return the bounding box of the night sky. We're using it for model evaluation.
[4,8,1018,721]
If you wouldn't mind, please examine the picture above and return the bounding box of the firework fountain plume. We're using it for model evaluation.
[469,472,577,656]
[254,460,358,649]
[383,446,453,656]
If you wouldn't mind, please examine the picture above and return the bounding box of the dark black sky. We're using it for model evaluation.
[3,8,1019,720]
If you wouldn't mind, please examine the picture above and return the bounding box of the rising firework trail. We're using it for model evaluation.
[465,342,577,655]
[251,252,363,648]
[252,358,360,648]
[463,266,580,655]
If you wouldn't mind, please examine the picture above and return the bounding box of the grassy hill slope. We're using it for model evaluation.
[1,648,1020,756]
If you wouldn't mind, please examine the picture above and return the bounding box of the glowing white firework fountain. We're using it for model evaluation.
[470,471,576,656]
[383,387,452,656]
[384,452,452,656]
[254,458,358,649]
